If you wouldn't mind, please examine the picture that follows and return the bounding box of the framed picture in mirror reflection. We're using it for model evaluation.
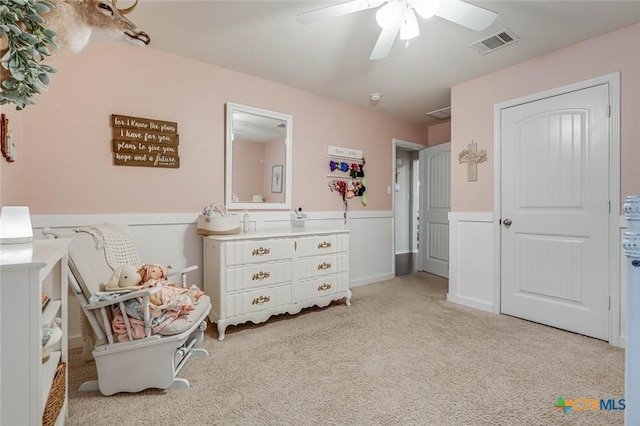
[272,165,283,193]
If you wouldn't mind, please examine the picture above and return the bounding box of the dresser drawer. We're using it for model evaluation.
[225,284,292,317]
[225,261,292,293]
[293,273,348,303]
[297,253,348,279]
[225,238,295,266]
[297,235,338,257]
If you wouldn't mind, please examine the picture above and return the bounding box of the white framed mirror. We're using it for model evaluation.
[225,102,293,210]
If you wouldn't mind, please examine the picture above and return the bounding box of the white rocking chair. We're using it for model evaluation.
[44,225,211,396]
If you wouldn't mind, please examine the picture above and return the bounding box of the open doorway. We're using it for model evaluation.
[393,139,424,276]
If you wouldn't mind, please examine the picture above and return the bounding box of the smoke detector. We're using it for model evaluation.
[370,93,382,101]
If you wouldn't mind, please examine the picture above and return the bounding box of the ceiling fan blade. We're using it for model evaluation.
[435,0,497,31]
[370,24,400,61]
[297,0,386,25]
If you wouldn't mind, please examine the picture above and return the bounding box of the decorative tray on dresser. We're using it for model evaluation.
[203,228,350,340]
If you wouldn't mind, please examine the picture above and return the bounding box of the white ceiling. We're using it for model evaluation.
[129,1,640,125]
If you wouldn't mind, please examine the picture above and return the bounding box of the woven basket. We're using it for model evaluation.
[42,362,66,426]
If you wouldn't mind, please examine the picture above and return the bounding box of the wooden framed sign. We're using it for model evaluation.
[111,114,180,169]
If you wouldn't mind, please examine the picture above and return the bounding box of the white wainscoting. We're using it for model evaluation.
[448,211,626,348]
[447,212,495,312]
[31,210,394,348]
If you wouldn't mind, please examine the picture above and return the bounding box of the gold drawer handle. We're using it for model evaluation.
[252,271,271,281]
[252,295,271,305]
[252,247,271,256]
[317,262,332,270]
[318,241,332,249]
[317,283,332,291]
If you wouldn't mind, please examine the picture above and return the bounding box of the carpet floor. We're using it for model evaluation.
[66,272,625,425]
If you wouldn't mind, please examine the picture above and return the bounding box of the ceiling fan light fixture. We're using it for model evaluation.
[412,0,442,19]
[400,9,419,40]
[376,2,401,29]
[298,0,499,60]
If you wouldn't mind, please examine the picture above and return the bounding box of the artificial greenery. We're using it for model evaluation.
[0,0,58,110]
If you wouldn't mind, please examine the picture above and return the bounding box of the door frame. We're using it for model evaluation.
[492,72,621,345]
[392,138,426,274]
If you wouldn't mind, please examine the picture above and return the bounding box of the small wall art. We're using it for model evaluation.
[0,114,15,163]
[271,165,283,193]
[458,141,487,182]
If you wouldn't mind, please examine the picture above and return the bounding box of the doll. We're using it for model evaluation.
[138,263,203,314]
[138,263,170,284]
[104,264,142,291]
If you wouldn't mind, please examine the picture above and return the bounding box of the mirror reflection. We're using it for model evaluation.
[225,103,292,210]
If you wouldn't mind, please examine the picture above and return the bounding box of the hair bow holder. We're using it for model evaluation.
[327,156,367,223]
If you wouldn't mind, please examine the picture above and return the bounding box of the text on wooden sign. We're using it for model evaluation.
[114,152,180,168]
[112,140,179,155]
[111,114,178,134]
[112,128,179,144]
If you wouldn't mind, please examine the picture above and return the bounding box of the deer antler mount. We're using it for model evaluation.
[0,0,151,109]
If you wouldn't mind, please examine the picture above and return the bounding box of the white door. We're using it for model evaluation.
[419,142,451,278]
[500,84,610,340]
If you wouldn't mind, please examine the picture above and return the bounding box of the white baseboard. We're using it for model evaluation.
[447,294,493,313]
[69,334,83,350]
[351,273,395,288]
[394,250,412,255]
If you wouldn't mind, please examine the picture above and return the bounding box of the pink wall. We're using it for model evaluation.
[0,43,425,214]
[232,140,265,202]
[427,121,451,146]
[451,22,640,212]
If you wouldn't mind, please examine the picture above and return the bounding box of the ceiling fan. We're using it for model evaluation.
[297,0,498,60]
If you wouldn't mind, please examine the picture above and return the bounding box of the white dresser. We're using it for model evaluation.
[1,239,69,426]
[203,228,350,340]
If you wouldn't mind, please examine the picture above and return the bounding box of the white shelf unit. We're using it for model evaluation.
[1,239,69,426]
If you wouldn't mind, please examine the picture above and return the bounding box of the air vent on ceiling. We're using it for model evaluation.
[469,28,520,55]
[426,106,451,120]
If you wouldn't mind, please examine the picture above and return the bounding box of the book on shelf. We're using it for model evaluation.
[41,292,50,310]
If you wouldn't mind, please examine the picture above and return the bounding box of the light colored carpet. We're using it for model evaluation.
[67,273,625,425]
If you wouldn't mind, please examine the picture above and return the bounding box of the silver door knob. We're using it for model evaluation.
[503,218,512,226]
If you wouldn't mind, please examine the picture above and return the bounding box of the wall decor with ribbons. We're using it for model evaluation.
[326,145,367,223]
